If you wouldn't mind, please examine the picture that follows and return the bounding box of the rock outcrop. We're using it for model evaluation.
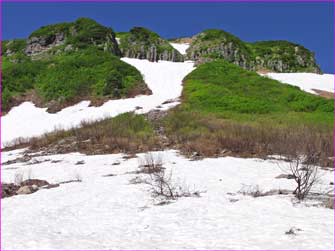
[186,29,321,73]
[25,32,65,55]
[24,18,121,57]
[118,27,184,62]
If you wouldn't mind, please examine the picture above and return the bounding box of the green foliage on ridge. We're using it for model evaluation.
[180,60,333,127]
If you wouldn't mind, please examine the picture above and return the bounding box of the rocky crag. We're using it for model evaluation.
[184,29,321,73]
[117,27,184,62]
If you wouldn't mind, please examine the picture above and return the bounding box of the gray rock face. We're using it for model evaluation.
[189,42,251,69]
[122,43,184,62]
[25,32,65,55]
[186,31,321,73]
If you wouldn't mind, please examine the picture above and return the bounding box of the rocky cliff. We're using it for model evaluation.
[117,27,184,62]
[24,18,121,57]
[185,29,321,73]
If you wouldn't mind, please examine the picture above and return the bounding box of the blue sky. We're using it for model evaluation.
[2,2,334,73]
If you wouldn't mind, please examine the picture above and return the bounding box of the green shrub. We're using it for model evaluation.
[2,47,145,110]
[35,48,144,101]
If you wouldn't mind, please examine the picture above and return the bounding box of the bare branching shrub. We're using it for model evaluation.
[145,168,200,200]
[72,170,83,182]
[146,170,177,199]
[287,155,319,200]
[138,153,163,174]
[14,172,24,185]
[134,153,201,200]
[13,168,33,185]
[238,184,263,197]
[4,112,160,155]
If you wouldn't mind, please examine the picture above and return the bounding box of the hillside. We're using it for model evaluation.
[164,60,333,165]
[1,16,334,251]
[1,18,148,112]
[185,29,321,73]
[181,60,332,123]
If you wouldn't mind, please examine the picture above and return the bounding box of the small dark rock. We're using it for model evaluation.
[75,160,85,165]
[1,183,20,198]
[285,227,302,235]
[275,174,295,179]
[51,160,62,163]
[102,174,116,177]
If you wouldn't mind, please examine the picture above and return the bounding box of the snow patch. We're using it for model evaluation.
[170,42,190,55]
[264,72,334,95]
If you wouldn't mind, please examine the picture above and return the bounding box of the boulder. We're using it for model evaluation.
[16,186,33,195]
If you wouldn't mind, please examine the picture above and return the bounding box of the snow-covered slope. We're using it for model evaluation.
[1,59,194,147]
[170,43,190,55]
[1,150,333,250]
[264,72,334,95]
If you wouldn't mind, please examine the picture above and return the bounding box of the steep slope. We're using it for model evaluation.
[117,27,184,62]
[186,29,321,73]
[180,60,332,120]
[164,60,333,164]
[1,18,147,113]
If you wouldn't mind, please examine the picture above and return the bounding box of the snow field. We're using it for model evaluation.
[1,150,334,250]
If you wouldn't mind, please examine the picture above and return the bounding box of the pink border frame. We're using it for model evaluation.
[0,0,334,250]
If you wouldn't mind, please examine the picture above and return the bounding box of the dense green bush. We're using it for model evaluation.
[35,48,144,101]
[2,57,46,110]
[2,47,145,110]
[2,39,26,55]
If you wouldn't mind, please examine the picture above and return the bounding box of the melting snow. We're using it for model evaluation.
[264,72,334,95]
[1,150,333,250]
[170,42,190,55]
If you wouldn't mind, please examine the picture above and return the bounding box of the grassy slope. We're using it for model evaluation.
[180,60,332,128]
[164,60,333,164]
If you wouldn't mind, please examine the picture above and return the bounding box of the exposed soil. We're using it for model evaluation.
[312,89,334,99]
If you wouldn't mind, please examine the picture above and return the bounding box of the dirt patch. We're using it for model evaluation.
[312,89,334,99]
[257,68,272,74]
